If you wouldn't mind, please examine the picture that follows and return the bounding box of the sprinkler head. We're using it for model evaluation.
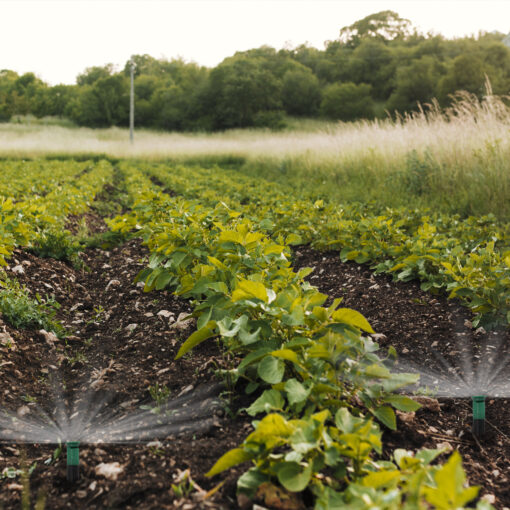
[66,441,80,482]
[472,396,486,437]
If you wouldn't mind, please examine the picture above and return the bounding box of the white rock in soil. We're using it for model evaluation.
[178,385,194,397]
[125,323,138,332]
[0,332,14,346]
[482,494,496,504]
[95,462,124,480]
[17,406,30,417]
[11,265,24,274]
[106,279,121,290]
[396,410,415,424]
[435,441,453,452]
[157,310,173,318]
[171,313,194,330]
[39,329,58,348]
[412,396,441,412]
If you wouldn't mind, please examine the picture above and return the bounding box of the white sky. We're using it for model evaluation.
[1,0,509,85]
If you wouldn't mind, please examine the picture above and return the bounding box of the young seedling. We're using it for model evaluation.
[66,441,80,481]
[472,396,486,437]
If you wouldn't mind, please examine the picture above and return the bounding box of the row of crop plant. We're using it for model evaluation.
[109,164,490,509]
[0,159,113,266]
[126,161,509,329]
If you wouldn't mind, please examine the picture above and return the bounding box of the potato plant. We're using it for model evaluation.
[128,161,509,328]
[110,167,491,509]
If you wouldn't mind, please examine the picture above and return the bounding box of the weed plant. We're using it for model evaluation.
[0,274,64,335]
[30,228,82,268]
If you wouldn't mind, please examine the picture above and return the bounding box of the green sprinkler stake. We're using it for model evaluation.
[472,396,486,437]
[66,441,80,482]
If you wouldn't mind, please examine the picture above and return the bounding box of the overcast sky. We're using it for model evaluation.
[1,0,509,85]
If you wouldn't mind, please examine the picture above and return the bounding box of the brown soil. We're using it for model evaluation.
[0,230,251,509]
[1,220,509,508]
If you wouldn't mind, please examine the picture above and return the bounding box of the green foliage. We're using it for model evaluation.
[136,161,509,328]
[338,10,413,47]
[386,56,444,113]
[0,274,63,335]
[30,228,82,267]
[107,161,489,509]
[282,68,321,116]
[202,54,284,129]
[320,82,374,121]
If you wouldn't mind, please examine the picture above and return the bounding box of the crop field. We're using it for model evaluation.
[0,156,508,509]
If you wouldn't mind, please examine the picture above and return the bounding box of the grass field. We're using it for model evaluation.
[1,91,509,221]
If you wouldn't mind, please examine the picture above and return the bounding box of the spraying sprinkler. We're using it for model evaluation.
[472,396,486,437]
[66,441,80,481]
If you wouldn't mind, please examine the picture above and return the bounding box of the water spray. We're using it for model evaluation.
[472,396,486,437]
[66,441,80,481]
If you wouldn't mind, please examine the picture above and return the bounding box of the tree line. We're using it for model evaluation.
[1,11,510,130]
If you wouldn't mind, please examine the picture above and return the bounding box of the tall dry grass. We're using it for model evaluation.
[1,87,509,220]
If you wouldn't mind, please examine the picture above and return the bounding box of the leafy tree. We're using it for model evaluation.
[70,74,128,126]
[201,54,283,129]
[348,39,396,99]
[386,56,444,113]
[281,67,321,116]
[0,70,18,121]
[320,82,374,121]
[339,10,413,48]
[76,64,115,86]
[438,54,486,104]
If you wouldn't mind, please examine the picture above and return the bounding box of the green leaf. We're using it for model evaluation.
[175,321,216,360]
[155,270,173,290]
[423,451,479,509]
[372,405,396,430]
[362,470,400,488]
[276,462,312,492]
[257,356,285,384]
[247,389,285,416]
[335,408,365,433]
[414,448,444,466]
[232,280,268,302]
[237,468,270,498]
[284,379,310,405]
[382,373,420,392]
[206,448,252,477]
[331,308,374,333]
[286,233,303,245]
[364,363,391,379]
[271,349,300,365]
[239,326,261,345]
[384,395,422,412]
[217,315,248,337]
[237,347,273,373]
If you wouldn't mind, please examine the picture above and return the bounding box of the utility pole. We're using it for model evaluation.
[129,60,135,144]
